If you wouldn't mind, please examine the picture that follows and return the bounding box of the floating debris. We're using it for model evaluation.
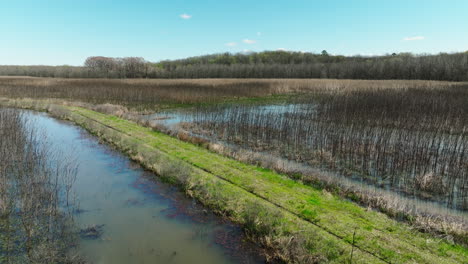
[80,224,105,240]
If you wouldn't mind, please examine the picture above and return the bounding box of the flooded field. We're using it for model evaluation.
[24,110,265,264]
[141,101,468,214]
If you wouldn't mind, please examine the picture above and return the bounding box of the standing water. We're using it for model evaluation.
[140,104,468,216]
[26,111,265,264]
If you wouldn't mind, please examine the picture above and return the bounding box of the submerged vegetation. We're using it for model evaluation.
[0,109,81,263]
[186,85,468,210]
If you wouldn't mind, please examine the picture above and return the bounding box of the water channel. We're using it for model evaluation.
[26,110,264,264]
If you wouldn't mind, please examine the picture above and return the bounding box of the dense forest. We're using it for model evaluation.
[1,51,468,81]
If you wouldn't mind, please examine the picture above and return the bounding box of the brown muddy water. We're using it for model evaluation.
[27,111,265,264]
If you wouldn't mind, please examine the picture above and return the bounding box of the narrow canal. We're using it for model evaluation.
[27,110,265,264]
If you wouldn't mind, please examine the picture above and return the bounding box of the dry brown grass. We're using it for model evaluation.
[0,77,464,111]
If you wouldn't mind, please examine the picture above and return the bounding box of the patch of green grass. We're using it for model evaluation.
[146,93,297,112]
[301,209,318,220]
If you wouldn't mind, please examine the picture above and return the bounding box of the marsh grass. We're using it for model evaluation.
[186,84,468,211]
[0,77,463,110]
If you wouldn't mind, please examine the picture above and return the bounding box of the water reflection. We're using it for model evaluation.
[26,111,264,264]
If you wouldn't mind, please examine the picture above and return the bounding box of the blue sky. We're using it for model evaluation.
[1,0,467,65]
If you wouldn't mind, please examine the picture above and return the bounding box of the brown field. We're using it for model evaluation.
[0,77,463,110]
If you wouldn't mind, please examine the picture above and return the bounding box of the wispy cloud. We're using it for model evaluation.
[180,13,192,19]
[243,39,257,44]
[225,42,237,47]
[403,36,425,41]
[277,48,287,51]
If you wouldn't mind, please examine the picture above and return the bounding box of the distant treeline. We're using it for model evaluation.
[1,51,468,81]
[0,57,153,79]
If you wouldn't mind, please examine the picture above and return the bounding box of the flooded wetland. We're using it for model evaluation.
[0,109,264,263]
[143,101,468,214]
[2,1,468,261]
[1,78,467,263]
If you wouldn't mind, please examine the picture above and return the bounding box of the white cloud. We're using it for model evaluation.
[277,48,287,51]
[225,42,237,47]
[180,13,192,19]
[403,36,425,41]
[242,49,253,53]
[243,39,257,44]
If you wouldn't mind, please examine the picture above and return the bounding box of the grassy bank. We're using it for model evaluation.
[1,98,466,263]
